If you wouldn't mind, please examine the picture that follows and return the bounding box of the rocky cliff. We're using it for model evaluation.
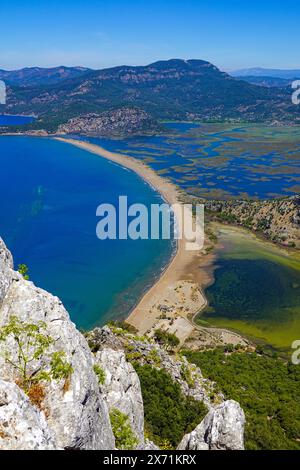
[0,237,245,450]
[57,107,162,137]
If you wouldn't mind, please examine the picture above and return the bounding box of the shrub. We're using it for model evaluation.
[180,364,195,388]
[93,364,106,385]
[109,408,139,450]
[18,263,29,280]
[154,329,180,350]
[133,363,207,448]
[107,320,138,334]
[0,316,73,393]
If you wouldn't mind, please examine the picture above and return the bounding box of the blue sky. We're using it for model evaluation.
[1,0,299,71]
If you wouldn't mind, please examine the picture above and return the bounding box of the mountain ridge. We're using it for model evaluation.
[1,59,299,131]
[231,67,300,79]
[0,66,92,87]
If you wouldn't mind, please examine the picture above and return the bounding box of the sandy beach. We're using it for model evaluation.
[54,138,214,337]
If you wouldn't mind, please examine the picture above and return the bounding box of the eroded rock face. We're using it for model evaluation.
[57,108,161,137]
[177,400,245,450]
[0,379,57,450]
[0,239,115,450]
[0,239,14,306]
[95,348,144,444]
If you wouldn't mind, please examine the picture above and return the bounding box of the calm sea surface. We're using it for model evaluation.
[0,136,173,329]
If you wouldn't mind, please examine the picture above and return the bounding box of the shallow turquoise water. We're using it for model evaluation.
[0,136,173,329]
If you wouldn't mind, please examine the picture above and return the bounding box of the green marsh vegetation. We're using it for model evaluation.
[112,122,300,199]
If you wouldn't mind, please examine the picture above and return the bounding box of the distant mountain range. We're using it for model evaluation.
[1,59,299,132]
[233,76,293,88]
[0,66,91,87]
[231,67,300,80]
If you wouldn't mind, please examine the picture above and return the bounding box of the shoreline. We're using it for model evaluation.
[54,137,212,337]
[0,133,253,348]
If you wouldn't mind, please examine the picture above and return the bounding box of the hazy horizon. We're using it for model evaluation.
[1,61,300,74]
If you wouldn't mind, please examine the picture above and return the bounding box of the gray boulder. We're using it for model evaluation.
[177,400,245,450]
[0,379,57,450]
[95,348,144,444]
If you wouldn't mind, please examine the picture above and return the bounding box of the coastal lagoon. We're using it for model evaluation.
[0,136,173,329]
[0,115,35,126]
[84,122,300,200]
[197,226,300,350]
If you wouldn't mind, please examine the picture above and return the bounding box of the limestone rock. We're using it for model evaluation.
[57,108,161,137]
[0,238,14,306]
[87,326,123,352]
[136,440,160,450]
[177,400,245,450]
[0,240,115,450]
[0,379,57,450]
[95,348,144,444]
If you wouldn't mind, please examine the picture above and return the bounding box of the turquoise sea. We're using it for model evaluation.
[0,136,173,329]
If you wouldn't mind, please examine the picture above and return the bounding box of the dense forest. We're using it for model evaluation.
[183,349,300,450]
[133,363,207,449]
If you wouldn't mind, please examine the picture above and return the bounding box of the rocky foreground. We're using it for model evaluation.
[0,237,245,450]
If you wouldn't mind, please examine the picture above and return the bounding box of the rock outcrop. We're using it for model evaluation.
[202,195,300,248]
[57,107,161,137]
[0,379,57,450]
[0,238,115,450]
[177,400,245,450]
[95,348,144,444]
[0,238,13,305]
[88,326,221,409]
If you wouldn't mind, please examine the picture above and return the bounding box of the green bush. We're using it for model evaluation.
[154,329,180,350]
[18,263,29,280]
[0,315,73,392]
[183,349,300,450]
[93,364,106,385]
[107,320,138,334]
[109,408,139,450]
[133,363,207,448]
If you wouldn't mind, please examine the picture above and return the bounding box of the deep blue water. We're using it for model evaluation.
[0,115,35,126]
[0,136,173,329]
